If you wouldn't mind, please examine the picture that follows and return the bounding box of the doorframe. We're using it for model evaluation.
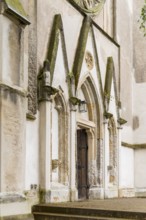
[77,119,96,200]
[77,129,88,200]
[77,119,96,162]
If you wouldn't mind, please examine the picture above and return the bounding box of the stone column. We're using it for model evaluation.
[97,137,104,199]
[103,119,109,198]
[70,105,77,201]
[117,125,122,197]
[39,100,52,201]
[38,59,58,202]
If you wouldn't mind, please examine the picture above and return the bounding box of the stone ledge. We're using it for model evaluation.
[122,142,146,149]
[118,188,135,198]
[104,188,118,199]
[0,193,26,204]
[135,188,146,198]
[40,188,70,203]
[0,82,27,97]
[1,214,33,220]
[89,187,104,200]
[26,112,36,120]
[0,197,38,217]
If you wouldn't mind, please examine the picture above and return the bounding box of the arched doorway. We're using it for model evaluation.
[76,75,103,200]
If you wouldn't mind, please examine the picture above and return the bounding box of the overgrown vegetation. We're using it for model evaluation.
[139,0,146,36]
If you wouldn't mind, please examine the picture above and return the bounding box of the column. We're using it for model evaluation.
[39,101,52,198]
[70,105,77,201]
[103,119,109,198]
[117,125,122,197]
[37,59,58,202]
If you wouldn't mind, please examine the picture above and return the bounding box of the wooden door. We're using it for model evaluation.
[77,129,88,200]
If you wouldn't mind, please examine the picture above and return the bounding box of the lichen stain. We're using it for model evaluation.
[133,116,139,130]
[3,89,18,104]
[5,0,27,18]
[8,23,21,85]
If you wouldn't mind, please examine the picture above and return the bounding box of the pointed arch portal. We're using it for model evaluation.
[77,75,103,200]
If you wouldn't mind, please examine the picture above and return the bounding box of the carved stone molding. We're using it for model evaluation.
[69,97,80,111]
[52,159,62,170]
[97,138,103,186]
[27,0,37,118]
[38,60,58,102]
[88,160,97,187]
[55,104,63,112]
[71,0,106,15]
[77,119,96,129]
[85,51,94,70]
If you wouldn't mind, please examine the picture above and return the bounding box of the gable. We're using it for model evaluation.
[72,16,91,90]
[104,57,127,125]
[52,34,69,97]
[104,57,119,115]
[77,27,103,104]
[45,14,70,97]
[72,16,103,104]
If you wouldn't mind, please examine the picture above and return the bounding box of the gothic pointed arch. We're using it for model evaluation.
[80,74,103,137]
[77,74,104,193]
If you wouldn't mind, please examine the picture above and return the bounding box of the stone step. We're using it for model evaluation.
[32,205,146,219]
[33,212,133,220]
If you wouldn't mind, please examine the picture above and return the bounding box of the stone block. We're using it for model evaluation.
[0,88,26,192]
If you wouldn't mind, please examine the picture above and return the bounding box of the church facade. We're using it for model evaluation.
[0,0,146,219]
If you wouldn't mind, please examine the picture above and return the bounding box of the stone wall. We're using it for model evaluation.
[1,0,146,219]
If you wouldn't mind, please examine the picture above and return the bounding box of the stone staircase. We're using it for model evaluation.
[32,204,146,220]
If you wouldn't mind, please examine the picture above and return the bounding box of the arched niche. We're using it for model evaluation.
[51,92,68,186]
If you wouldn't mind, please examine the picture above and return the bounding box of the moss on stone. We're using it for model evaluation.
[69,97,80,105]
[3,0,30,25]
[5,0,27,17]
[122,142,146,149]
[117,117,127,125]
[46,14,72,99]
[47,14,62,85]
[91,26,104,103]
[104,111,113,119]
[1,214,33,220]
[72,16,91,90]
[104,57,114,102]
